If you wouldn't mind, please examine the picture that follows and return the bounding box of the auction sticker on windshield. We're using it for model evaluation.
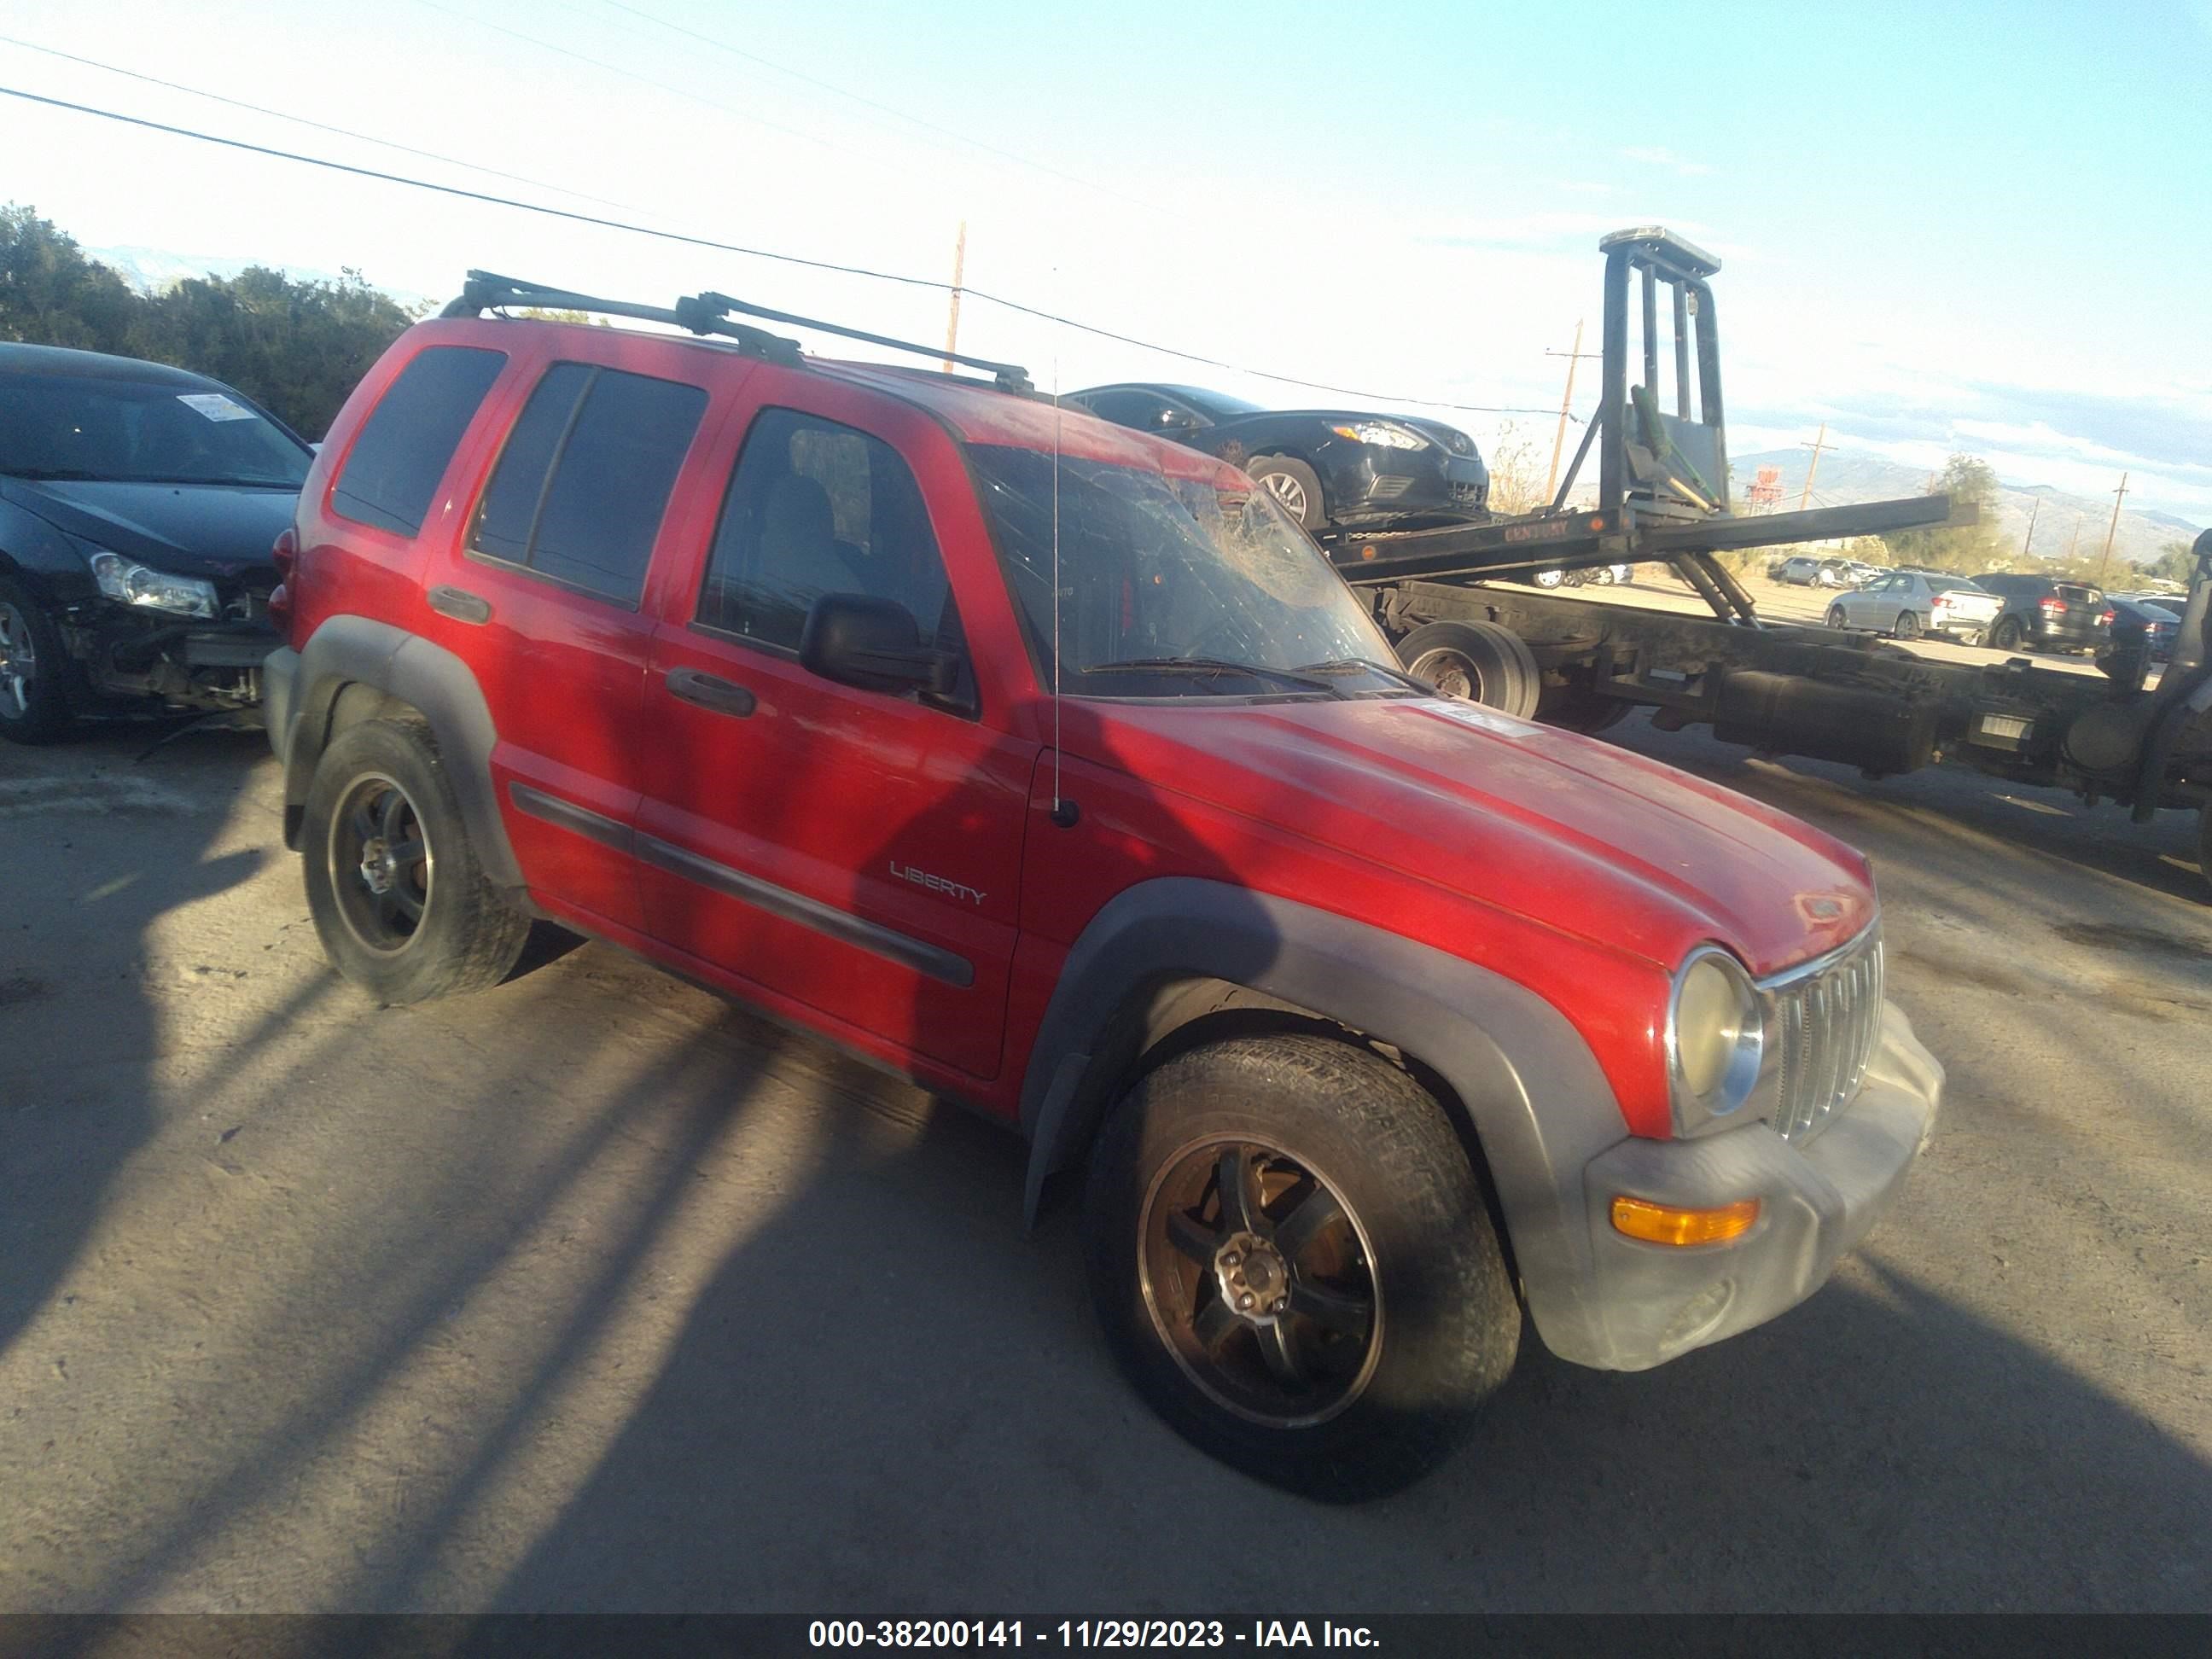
[177,392,256,422]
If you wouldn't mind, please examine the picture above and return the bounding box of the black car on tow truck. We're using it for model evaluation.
[1066,381,1489,533]
[0,342,309,743]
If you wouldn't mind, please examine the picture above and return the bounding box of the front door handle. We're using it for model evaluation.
[664,667,757,719]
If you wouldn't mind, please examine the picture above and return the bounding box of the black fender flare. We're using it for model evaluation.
[274,614,523,891]
[1017,877,1630,1363]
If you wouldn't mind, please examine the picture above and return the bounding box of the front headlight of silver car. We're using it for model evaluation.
[87,550,218,619]
[1330,421,1429,451]
[1668,946,1766,1133]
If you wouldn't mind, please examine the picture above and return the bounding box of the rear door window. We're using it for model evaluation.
[469,363,707,606]
[2057,585,2101,607]
[332,346,508,536]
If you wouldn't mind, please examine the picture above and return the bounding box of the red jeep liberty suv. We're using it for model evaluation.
[262,276,1942,1496]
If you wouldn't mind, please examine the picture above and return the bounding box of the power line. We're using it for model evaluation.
[582,0,1167,218]
[0,32,624,208]
[0,81,1569,418]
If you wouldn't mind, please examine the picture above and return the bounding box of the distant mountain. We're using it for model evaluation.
[1726,448,2201,572]
[84,245,438,315]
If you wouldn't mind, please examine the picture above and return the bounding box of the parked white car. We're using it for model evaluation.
[1825,571,2003,643]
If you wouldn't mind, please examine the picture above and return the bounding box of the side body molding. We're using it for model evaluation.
[273,614,524,892]
[1016,877,1632,1362]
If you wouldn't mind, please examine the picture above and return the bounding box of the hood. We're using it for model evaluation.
[1073,696,1876,977]
[1221,410,1478,455]
[1,478,297,586]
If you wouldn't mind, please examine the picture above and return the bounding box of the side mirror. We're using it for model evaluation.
[799,594,958,697]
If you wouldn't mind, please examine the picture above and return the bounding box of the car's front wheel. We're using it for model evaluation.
[1084,1035,1520,1499]
[1246,456,1326,532]
[300,717,531,1004]
[0,575,76,745]
[1825,604,1848,629]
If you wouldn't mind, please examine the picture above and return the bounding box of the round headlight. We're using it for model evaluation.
[1669,947,1764,1128]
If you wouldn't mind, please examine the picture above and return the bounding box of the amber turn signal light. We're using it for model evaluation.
[1610,1195,1761,1246]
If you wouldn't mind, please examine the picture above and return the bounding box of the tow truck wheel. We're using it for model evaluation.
[1084,1034,1520,1499]
[1246,456,1325,532]
[0,576,75,745]
[300,717,531,1004]
[1396,620,1541,719]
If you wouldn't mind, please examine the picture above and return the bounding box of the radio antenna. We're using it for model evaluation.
[1049,355,1070,826]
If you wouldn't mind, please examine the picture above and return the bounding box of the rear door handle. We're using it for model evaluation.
[664,667,757,719]
[428,585,492,625]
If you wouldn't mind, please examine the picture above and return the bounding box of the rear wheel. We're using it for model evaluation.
[1893,610,1922,639]
[0,577,75,745]
[1396,620,1541,718]
[1246,456,1325,531]
[1084,1036,1520,1499]
[1992,616,2025,652]
[300,717,530,1004]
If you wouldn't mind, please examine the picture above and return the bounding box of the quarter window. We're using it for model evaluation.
[332,346,507,536]
[469,363,707,606]
[697,408,953,654]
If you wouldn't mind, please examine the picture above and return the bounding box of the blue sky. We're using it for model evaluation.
[3,0,2207,523]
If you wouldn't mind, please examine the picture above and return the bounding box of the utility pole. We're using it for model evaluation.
[940,220,967,372]
[2020,495,2040,559]
[1797,422,1831,512]
[2064,514,2082,562]
[1543,320,1599,500]
[2095,471,2129,585]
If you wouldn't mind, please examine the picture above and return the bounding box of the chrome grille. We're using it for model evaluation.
[1762,928,1884,1144]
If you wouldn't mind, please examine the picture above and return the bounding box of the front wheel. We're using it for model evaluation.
[1825,604,1848,630]
[300,717,531,1004]
[1084,1036,1520,1499]
[0,576,76,745]
[1245,456,1326,532]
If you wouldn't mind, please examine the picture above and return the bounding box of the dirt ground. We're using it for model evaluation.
[1,658,2208,1614]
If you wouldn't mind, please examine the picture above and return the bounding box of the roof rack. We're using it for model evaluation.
[440,272,1034,393]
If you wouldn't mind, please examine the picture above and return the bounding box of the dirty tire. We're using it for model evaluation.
[1992,616,2024,652]
[1396,620,1541,718]
[1246,455,1326,532]
[1892,611,1921,640]
[300,717,530,1005]
[1084,1035,1520,1501]
[1825,604,1848,630]
[0,575,76,745]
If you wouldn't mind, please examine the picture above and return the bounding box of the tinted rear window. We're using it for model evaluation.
[2057,585,2102,605]
[331,346,507,536]
[469,363,707,606]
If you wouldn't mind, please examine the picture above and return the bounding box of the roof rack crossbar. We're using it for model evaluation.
[445,272,803,366]
[442,271,1033,391]
[696,291,1033,393]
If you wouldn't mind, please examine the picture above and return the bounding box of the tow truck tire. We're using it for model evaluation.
[0,576,76,745]
[1084,1034,1520,1499]
[300,717,531,1005]
[1247,456,1326,532]
[1396,620,1541,719]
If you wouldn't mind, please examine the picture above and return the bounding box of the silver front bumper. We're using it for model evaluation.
[1545,1001,1941,1372]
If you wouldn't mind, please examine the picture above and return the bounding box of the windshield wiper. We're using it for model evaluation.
[1080,656,1347,696]
[1293,656,1431,694]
